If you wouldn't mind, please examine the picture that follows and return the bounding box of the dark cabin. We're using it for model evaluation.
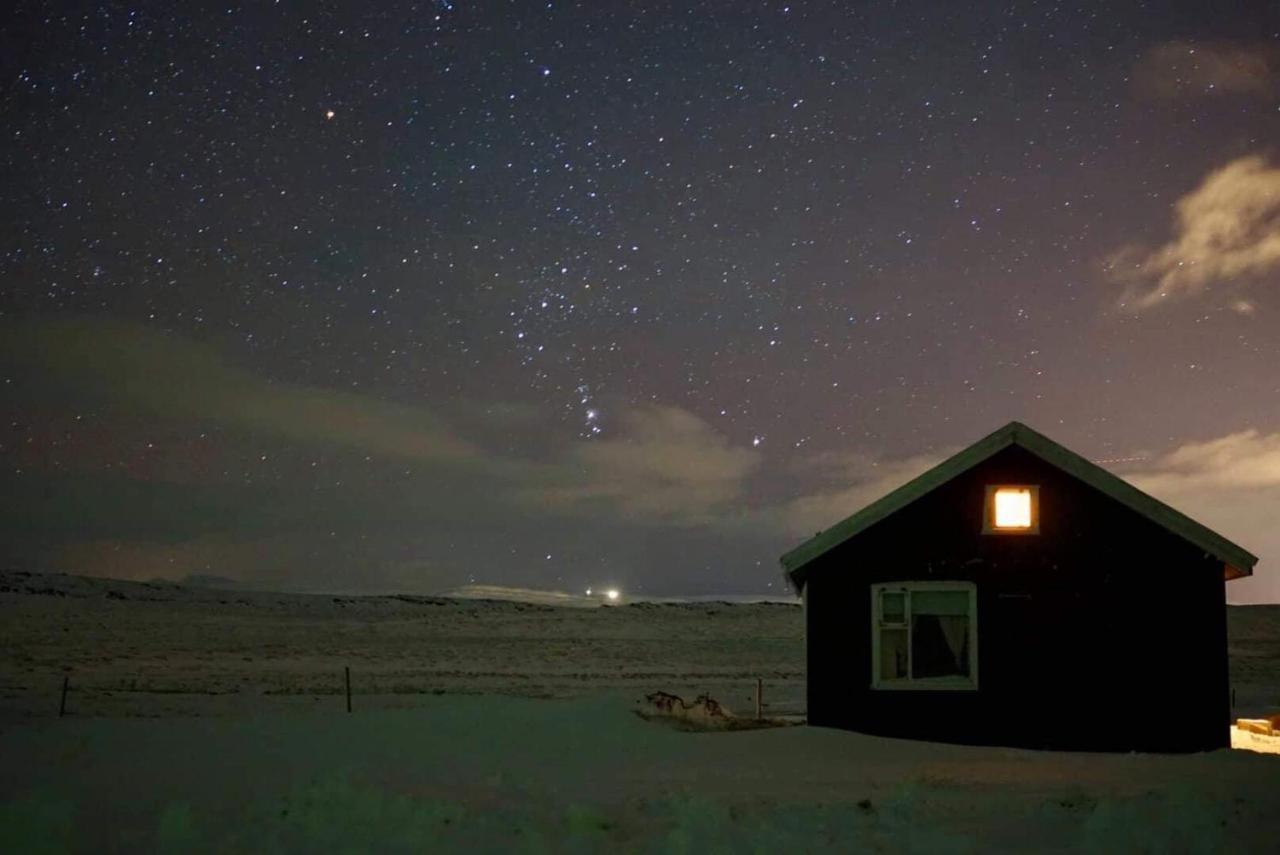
[781,421,1257,753]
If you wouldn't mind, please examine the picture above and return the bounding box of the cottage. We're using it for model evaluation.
[781,421,1257,752]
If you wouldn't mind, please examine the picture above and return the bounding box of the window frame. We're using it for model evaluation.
[982,484,1040,535]
[870,581,979,691]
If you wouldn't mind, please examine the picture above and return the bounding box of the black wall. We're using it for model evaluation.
[803,445,1230,752]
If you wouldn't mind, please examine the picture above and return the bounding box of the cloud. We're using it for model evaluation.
[54,535,304,584]
[525,405,761,525]
[1126,430,1280,493]
[1122,430,1280,601]
[53,536,460,593]
[1133,41,1278,100]
[1,319,772,590]
[2,317,482,465]
[1107,155,1280,309]
[774,449,947,537]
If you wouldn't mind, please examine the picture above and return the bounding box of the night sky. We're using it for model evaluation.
[3,1,1279,601]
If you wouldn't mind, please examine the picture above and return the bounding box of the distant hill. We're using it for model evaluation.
[443,584,599,607]
[180,574,250,591]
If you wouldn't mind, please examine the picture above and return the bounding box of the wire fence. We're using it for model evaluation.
[9,668,808,722]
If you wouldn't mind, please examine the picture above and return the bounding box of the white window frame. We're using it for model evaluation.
[871,581,978,691]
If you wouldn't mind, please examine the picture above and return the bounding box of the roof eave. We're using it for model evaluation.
[1010,426,1258,578]
[781,422,1024,589]
[1226,563,1252,581]
[780,421,1258,591]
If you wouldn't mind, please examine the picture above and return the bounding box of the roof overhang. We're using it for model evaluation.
[781,421,1258,592]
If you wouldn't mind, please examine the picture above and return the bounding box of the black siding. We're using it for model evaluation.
[803,445,1230,752]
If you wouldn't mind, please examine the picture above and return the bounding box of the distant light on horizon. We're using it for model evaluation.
[605,588,620,601]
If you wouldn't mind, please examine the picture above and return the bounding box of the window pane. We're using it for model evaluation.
[911,613,970,678]
[881,591,906,624]
[912,590,969,616]
[880,628,909,679]
[994,487,1032,528]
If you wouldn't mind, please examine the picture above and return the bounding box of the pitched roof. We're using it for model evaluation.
[780,421,1257,589]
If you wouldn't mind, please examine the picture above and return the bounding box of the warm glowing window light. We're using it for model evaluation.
[993,487,1033,528]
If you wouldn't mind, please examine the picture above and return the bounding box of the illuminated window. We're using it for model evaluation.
[995,488,1032,527]
[871,582,978,690]
[983,485,1040,534]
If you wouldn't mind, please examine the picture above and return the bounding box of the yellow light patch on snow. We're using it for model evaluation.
[1232,724,1280,754]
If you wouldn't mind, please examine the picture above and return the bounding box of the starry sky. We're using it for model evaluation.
[3,1,1280,601]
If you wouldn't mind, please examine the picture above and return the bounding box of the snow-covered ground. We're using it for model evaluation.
[0,571,806,720]
[2,570,1280,852]
[4,693,1280,853]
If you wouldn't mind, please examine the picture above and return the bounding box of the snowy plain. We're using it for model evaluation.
[2,569,1280,852]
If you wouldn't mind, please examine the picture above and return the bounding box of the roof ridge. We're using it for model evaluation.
[780,421,1257,590]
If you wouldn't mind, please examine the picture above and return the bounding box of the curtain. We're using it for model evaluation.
[910,613,970,678]
[935,615,969,675]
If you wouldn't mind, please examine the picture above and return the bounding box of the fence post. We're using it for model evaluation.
[345,666,352,713]
[59,675,69,717]
[755,677,763,720]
